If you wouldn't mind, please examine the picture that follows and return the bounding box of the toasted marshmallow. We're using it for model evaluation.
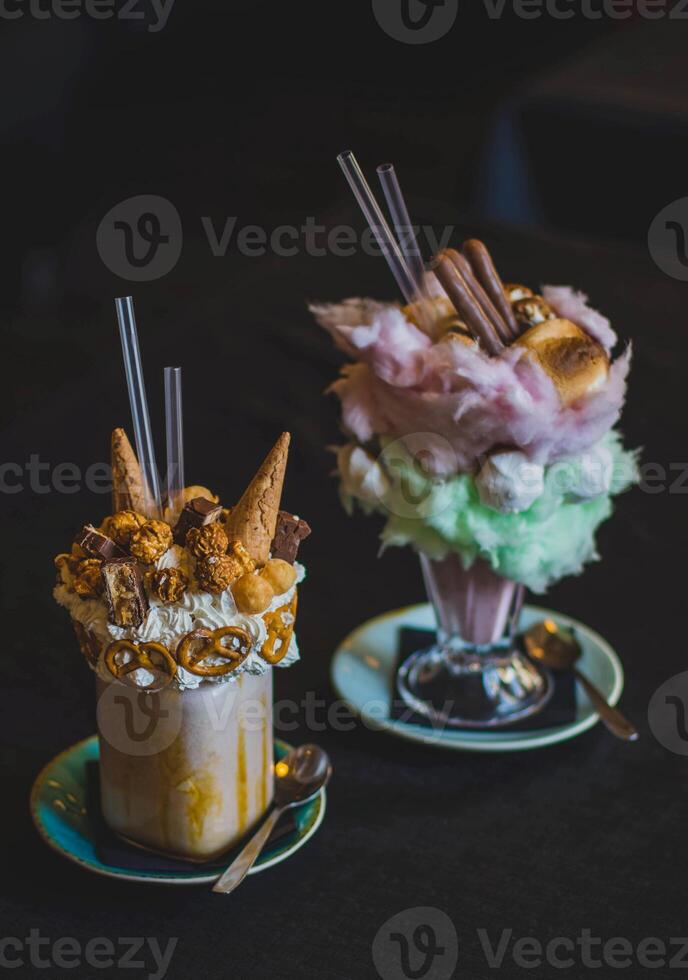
[476,450,545,514]
[515,318,609,406]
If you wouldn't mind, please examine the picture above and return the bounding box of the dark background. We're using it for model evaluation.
[2,4,688,979]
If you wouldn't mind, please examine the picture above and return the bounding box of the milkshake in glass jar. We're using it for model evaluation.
[54,430,311,860]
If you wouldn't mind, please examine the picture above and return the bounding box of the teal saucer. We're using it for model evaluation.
[31,737,326,886]
[332,603,625,753]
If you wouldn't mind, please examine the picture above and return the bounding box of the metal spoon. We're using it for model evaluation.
[523,620,638,742]
[212,744,332,894]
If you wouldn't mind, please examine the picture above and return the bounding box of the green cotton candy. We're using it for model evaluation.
[340,432,638,594]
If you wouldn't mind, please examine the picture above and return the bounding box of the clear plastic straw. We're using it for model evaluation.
[337,150,418,304]
[376,163,426,294]
[115,296,162,517]
[164,366,184,521]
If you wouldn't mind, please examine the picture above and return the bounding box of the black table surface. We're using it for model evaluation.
[1,218,685,980]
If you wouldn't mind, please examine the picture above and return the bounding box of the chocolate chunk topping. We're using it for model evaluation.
[172,497,223,545]
[75,524,126,561]
[271,511,311,564]
[101,557,149,628]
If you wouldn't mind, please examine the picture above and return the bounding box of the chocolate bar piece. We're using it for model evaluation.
[271,511,311,564]
[173,497,223,545]
[75,524,126,561]
[101,557,149,628]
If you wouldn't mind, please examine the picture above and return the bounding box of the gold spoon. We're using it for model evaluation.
[523,620,638,742]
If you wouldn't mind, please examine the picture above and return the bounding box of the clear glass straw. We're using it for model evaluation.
[376,163,426,295]
[115,296,162,517]
[164,366,184,521]
[337,150,418,304]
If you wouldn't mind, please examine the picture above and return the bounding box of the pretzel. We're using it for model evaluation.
[105,639,178,691]
[260,593,298,665]
[176,626,252,677]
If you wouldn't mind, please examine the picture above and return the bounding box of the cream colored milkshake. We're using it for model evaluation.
[97,672,274,861]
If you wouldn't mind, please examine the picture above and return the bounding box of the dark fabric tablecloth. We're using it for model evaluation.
[1,218,684,980]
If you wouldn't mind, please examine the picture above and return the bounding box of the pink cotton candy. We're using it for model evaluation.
[542,285,617,352]
[313,294,630,475]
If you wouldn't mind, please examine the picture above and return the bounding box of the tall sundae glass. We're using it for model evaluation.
[313,154,637,729]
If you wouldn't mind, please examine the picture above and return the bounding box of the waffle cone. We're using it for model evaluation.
[111,427,148,515]
[225,432,290,565]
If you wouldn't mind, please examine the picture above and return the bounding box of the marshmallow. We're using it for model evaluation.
[476,450,545,514]
[550,443,614,501]
[337,445,390,506]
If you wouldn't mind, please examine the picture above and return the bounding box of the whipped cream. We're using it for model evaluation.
[54,551,305,691]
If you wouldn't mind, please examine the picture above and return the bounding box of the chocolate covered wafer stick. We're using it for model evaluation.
[443,249,512,346]
[433,255,502,355]
[462,239,519,338]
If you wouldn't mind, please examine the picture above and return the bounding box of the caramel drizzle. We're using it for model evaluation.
[236,686,248,830]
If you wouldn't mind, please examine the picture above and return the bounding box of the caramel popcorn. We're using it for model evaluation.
[182,485,218,505]
[196,554,242,594]
[101,510,147,548]
[129,520,173,564]
[504,283,533,303]
[54,552,79,585]
[73,559,104,598]
[232,572,274,614]
[260,558,297,595]
[149,567,189,604]
[513,295,556,329]
[227,539,255,575]
[186,522,228,559]
[71,541,87,561]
